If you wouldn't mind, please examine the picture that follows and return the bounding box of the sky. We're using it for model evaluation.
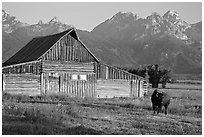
[2,2,202,31]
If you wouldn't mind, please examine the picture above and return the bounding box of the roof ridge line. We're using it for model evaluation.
[34,26,75,39]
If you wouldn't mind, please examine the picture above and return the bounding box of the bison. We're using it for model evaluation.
[151,89,170,115]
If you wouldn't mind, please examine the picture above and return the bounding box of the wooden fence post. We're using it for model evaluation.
[138,80,141,97]
[2,74,5,92]
[40,72,46,95]
[45,73,49,94]
[130,80,133,97]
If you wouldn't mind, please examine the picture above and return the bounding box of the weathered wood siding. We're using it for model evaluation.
[40,61,96,97]
[130,79,145,97]
[40,34,96,63]
[96,80,130,98]
[2,61,42,75]
[2,61,42,96]
[42,73,96,97]
[3,74,41,95]
[96,79,145,98]
[95,63,140,80]
[95,63,147,97]
[37,32,98,98]
[42,61,94,73]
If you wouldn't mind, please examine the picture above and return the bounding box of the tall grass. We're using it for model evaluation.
[2,87,202,135]
[3,89,202,118]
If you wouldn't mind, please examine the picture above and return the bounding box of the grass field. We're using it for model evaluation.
[2,83,202,135]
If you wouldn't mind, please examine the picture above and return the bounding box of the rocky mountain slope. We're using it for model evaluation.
[85,11,202,74]
[2,10,202,74]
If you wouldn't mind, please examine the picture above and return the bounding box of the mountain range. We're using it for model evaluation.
[2,10,202,74]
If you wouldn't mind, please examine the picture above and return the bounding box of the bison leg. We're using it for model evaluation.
[164,104,168,115]
[157,104,162,114]
[152,104,156,114]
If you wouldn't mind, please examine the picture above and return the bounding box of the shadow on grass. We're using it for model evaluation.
[80,101,152,112]
[2,115,104,135]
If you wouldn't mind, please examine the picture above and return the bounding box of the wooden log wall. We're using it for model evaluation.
[40,61,96,97]
[130,79,143,97]
[41,72,96,98]
[96,79,130,98]
[42,61,94,73]
[2,61,42,75]
[95,63,147,97]
[3,74,41,96]
[41,34,95,63]
[96,63,140,81]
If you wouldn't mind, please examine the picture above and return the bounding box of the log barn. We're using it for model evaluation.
[2,27,148,98]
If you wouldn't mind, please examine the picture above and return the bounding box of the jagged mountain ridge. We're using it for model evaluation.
[2,10,29,33]
[90,10,202,74]
[2,10,202,74]
[92,10,200,42]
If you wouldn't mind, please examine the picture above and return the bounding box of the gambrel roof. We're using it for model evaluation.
[3,27,99,67]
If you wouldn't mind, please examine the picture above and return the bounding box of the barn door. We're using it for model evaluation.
[45,72,60,94]
[44,72,96,97]
[70,73,96,98]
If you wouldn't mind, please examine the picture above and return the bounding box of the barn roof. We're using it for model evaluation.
[3,27,99,67]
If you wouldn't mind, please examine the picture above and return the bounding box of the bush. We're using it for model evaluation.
[126,64,172,88]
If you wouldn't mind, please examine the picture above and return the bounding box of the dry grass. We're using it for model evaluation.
[2,83,202,135]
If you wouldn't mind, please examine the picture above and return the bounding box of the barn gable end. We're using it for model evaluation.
[39,30,98,63]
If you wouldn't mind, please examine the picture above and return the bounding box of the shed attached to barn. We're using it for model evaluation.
[2,27,148,98]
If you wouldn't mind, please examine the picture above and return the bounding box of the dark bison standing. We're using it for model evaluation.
[151,89,170,115]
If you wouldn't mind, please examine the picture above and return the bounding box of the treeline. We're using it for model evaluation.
[122,64,172,88]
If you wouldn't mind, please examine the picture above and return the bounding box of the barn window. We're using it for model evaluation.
[23,67,26,72]
[72,74,78,80]
[79,75,87,81]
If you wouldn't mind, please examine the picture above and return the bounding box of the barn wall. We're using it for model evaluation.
[2,61,42,96]
[41,34,95,63]
[41,72,96,98]
[94,63,147,97]
[95,63,137,80]
[2,61,41,75]
[96,79,146,98]
[42,60,94,73]
[38,31,98,98]
[130,79,146,97]
[40,61,96,98]
[96,79,130,98]
[3,74,41,96]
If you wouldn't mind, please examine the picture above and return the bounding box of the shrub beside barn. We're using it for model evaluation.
[2,27,148,98]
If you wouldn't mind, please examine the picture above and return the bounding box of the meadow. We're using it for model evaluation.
[2,83,202,135]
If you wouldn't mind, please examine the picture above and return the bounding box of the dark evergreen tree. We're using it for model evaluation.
[126,64,171,88]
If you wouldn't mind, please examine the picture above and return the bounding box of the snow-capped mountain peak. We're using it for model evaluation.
[38,20,43,25]
[2,10,9,21]
[146,12,163,25]
[109,11,138,23]
[166,10,180,18]
[49,16,61,24]
[2,10,8,15]
[163,10,181,23]
[2,10,29,33]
